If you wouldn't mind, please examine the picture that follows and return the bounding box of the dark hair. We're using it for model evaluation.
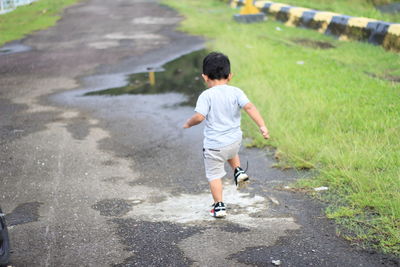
[202,52,230,80]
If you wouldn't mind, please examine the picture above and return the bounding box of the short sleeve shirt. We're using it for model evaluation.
[195,84,250,149]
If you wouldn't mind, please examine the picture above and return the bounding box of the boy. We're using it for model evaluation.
[183,52,269,218]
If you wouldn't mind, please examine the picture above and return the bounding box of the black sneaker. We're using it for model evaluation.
[210,202,226,218]
[234,167,249,189]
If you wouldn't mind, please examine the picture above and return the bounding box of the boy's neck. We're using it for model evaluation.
[206,79,229,88]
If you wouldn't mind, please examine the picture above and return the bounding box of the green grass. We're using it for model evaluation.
[0,0,81,47]
[162,0,400,256]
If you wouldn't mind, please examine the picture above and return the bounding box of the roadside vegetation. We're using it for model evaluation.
[162,0,400,256]
[0,0,80,47]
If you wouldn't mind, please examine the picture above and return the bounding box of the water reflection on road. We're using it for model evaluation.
[85,49,208,106]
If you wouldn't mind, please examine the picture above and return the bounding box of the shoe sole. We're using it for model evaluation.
[236,175,250,190]
[237,179,249,190]
[210,210,226,218]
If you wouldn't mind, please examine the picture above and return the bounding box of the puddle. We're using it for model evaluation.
[121,183,296,229]
[131,16,181,25]
[0,42,31,56]
[85,49,209,106]
[112,219,203,266]
[92,198,134,217]
[292,38,336,49]
[5,202,43,226]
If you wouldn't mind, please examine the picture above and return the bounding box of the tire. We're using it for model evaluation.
[0,207,10,266]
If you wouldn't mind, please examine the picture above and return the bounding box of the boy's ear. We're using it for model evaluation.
[228,73,233,81]
[201,74,209,82]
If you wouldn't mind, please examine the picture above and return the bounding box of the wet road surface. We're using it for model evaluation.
[0,0,399,266]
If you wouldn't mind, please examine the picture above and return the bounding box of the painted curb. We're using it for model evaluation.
[230,0,400,52]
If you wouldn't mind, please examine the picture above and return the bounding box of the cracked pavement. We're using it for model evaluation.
[0,0,399,266]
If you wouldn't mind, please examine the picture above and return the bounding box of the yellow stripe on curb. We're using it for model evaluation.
[348,17,377,28]
[285,7,311,26]
[388,24,400,36]
[230,0,240,8]
[313,12,339,22]
[288,7,311,16]
[313,12,339,33]
[269,3,289,13]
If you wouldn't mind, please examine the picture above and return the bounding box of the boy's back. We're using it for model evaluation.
[183,51,269,218]
[195,84,250,149]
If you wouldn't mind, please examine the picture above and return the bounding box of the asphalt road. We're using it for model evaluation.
[0,0,399,266]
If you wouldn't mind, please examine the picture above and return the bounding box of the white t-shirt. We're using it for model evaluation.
[195,84,250,149]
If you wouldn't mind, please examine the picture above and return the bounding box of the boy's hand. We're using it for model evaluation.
[260,126,269,139]
[183,122,190,129]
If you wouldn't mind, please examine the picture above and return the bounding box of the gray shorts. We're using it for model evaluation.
[203,139,241,181]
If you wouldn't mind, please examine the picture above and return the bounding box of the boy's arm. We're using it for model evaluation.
[243,102,270,139]
[183,112,205,128]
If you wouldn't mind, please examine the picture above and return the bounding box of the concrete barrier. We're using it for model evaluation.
[230,0,400,52]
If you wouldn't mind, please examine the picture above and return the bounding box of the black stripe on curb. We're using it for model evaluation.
[326,15,351,37]
[276,6,291,22]
[299,11,319,30]
[367,21,390,44]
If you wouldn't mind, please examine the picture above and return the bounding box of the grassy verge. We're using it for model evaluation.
[162,0,400,256]
[0,0,81,47]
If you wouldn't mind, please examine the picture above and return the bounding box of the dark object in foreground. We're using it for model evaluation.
[233,13,266,23]
[0,207,10,266]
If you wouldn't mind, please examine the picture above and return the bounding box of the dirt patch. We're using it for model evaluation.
[92,198,133,217]
[366,72,400,83]
[293,38,336,49]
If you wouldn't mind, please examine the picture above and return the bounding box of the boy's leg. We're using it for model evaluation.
[203,149,227,217]
[209,178,226,218]
[209,178,223,203]
[228,154,240,170]
[228,154,249,189]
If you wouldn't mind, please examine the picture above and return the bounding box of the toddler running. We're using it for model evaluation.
[183,52,269,218]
